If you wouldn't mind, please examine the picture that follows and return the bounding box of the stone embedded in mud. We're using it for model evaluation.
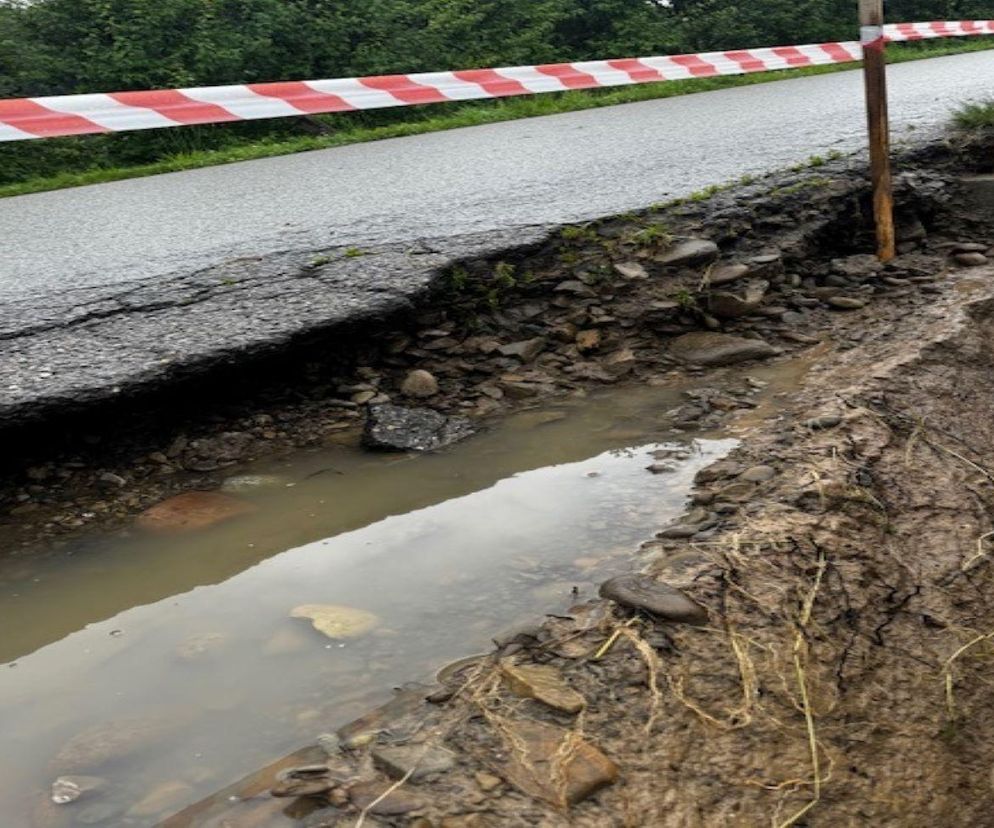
[599,574,708,625]
[709,263,751,286]
[613,261,649,280]
[500,660,586,714]
[270,764,340,798]
[708,281,767,319]
[290,604,379,640]
[826,296,866,310]
[136,491,255,533]
[656,238,719,267]
[739,465,776,482]
[806,414,842,430]
[832,254,883,280]
[362,404,475,452]
[499,337,547,362]
[401,369,440,399]
[373,743,457,782]
[348,780,425,815]
[668,332,778,367]
[500,720,618,807]
[955,251,988,267]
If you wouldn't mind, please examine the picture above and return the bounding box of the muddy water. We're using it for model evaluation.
[0,382,769,827]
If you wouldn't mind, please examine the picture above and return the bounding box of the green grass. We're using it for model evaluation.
[954,98,994,129]
[2,39,992,199]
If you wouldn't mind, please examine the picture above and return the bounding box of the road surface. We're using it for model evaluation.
[0,50,991,423]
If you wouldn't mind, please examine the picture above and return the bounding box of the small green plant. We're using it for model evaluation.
[807,154,825,167]
[560,225,598,244]
[632,223,673,248]
[344,247,365,258]
[447,266,469,291]
[674,288,698,310]
[738,173,757,186]
[309,255,331,267]
[826,149,845,161]
[954,99,994,130]
[688,183,723,202]
[493,260,517,288]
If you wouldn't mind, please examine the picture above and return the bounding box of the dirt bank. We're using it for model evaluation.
[140,133,994,827]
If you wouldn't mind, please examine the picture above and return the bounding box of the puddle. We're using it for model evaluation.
[0,375,808,827]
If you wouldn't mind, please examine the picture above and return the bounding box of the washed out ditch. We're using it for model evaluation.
[4,130,994,827]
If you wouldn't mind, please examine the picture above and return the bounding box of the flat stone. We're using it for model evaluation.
[372,743,457,782]
[709,263,750,285]
[136,491,254,533]
[669,332,777,366]
[500,660,586,714]
[952,242,988,253]
[348,780,425,815]
[499,338,547,362]
[363,404,475,452]
[474,771,503,792]
[826,296,866,310]
[291,604,379,639]
[955,252,988,267]
[656,238,719,267]
[401,369,439,399]
[500,720,618,807]
[613,261,649,280]
[832,254,883,280]
[599,574,708,625]
[739,465,776,482]
[708,280,767,319]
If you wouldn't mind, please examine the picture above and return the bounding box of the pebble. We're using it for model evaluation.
[599,574,708,625]
[401,369,440,398]
[826,296,866,310]
[954,252,988,267]
[372,742,457,782]
[656,238,719,266]
[739,465,776,482]
[806,414,842,429]
[613,261,649,280]
[709,263,750,285]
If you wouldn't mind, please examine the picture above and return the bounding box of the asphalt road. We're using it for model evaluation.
[2,51,993,303]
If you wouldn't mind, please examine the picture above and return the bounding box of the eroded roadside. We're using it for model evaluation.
[3,131,991,559]
[109,132,994,827]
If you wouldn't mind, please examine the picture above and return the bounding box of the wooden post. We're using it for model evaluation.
[860,0,896,261]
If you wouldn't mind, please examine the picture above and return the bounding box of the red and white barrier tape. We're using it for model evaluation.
[0,21,991,142]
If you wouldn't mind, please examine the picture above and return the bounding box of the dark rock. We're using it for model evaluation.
[806,415,842,429]
[954,252,988,267]
[271,765,341,798]
[832,254,883,280]
[363,405,475,452]
[599,574,708,625]
[499,338,547,362]
[669,332,778,366]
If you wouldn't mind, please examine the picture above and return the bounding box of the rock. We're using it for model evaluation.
[474,772,503,792]
[302,807,361,828]
[125,780,193,818]
[54,717,174,770]
[599,574,708,625]
[806,415,842,429]
[372,743,457,782]
[221,474,286,493]
[500,660,586,714]
[739,465,776,482]
[136,491,254,533]
[401,370,440,399]
[952,242,988,253]
[709,263,750,286]
[51,776,104,805]
[613,261,649,280]
[708,280,767,319]
[602,348,637,377]
[348,780,424,815]
[271,765,340,798]
[97,472,126,489]
[669,332,777,366]
[499,338,547,362]
[316,733,341,757]
[826,296,866,310]
[656,238,719,267]
[441,816,495,828]
[363,404,475,452]
[291,605,379,640]
[832,254,883,280]
[954,252,988,267]
[176,632,226,661]
[500,720,619,807]
[352,390,377,405]
[575,329,602,353]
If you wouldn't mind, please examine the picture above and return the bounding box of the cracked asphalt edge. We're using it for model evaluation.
[0,225,556,430]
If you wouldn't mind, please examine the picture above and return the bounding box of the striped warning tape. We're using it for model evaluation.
[0,21,991,142]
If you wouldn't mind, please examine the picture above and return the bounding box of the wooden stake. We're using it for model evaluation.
[860,0,896,261]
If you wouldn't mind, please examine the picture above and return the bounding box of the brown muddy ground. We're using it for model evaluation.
[154,135,994,827]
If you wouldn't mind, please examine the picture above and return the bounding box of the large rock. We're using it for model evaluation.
[136,491,254,533]
[656,238,719,267]
[363,404,475,452]
[668,332,777,366]
[599,574,708,625]
[500,721,619,807]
